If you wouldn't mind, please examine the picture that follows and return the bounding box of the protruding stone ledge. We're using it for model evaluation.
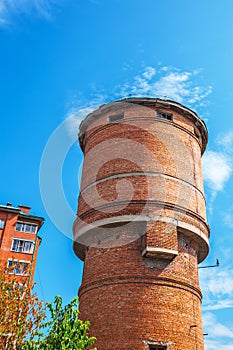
[143,340,172,349]
[142,247,178,260]
[73,214,209,262]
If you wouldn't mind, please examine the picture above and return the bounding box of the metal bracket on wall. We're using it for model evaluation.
[198,258,219,269]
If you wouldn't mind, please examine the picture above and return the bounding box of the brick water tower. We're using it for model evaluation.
[73,98,209,350]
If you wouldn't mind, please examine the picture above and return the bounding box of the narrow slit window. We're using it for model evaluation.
[108,113,124,123]
[149,345,167,350]
[156,111,173,121]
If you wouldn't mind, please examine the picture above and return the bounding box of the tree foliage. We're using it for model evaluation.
[23,296,96,350]
[0,261,96,350]
[0,261,45,349]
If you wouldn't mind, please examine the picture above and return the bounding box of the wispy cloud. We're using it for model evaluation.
[202,150,232,192]
[65,106,95,140]
[203,312,233,338]
[205,339,233,350]
[119,66,212,107]
[202,130,233,213]
[0,0,60,25]
[142,66,156,80]
[218,130,233,149]
[203,313,233,350]
[65,93,107,139]
[200,268,233,311]
[65,65,212,141]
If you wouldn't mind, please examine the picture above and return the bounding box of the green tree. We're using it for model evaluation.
[22,296,96,350]
[0,261,96,350]
[0,261,45,350]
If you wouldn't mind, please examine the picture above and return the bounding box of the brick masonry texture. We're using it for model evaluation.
[73,98,209,349]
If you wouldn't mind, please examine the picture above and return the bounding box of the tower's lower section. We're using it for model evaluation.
[76,232,204,350]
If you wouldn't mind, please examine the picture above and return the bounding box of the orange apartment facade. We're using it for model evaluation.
[0,202,44,285]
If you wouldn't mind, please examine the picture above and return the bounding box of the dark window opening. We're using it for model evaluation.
[156,111,173,121]
[149,346,167,350]
[108,113,124,123]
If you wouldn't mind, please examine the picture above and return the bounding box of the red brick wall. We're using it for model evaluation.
[79,236,203,350]
[74,99,209,349]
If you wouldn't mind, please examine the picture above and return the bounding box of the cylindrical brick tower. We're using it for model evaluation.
[73,98,209,350]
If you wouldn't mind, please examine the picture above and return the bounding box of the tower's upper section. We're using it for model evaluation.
[78,98,208,154]
[73,98,209,262]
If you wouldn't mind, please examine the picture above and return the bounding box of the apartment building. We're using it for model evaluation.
[0,202,44,284]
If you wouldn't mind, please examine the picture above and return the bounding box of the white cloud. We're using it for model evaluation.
[120,66,212,106]
[65,65,212,143]
[65,106,96,140]
[0,0,59,25]
[142,66,156,80]
[188,85,212,104]
[202,269,233,296]
[64,93,107,139]
[203,313,233,350]
[205,339,233,350]
[202,150,232,192]
[203,300,233,311]
[66,66,211,140]
[202,131,233,213]
[218,130,233,149]
[203,313,233,338]
[152,71,191,101]
[200,268,233,311]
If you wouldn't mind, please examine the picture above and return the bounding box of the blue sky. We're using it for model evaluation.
[0,1,233,349]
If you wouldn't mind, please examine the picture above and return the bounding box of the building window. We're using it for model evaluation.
[156,111,173,121]
[15,222,37,233]
[108,113,124,123]
[11,239,34,254]
[0,219,5,229]
[149,347,167,350]
[8,260,30,275]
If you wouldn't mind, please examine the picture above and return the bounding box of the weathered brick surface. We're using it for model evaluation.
[79,237,203,350]
[74,98,209,349]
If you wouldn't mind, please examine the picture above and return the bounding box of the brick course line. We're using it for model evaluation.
[76,200,209,231]
[80,171,206,201]
[78,275,202,300]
